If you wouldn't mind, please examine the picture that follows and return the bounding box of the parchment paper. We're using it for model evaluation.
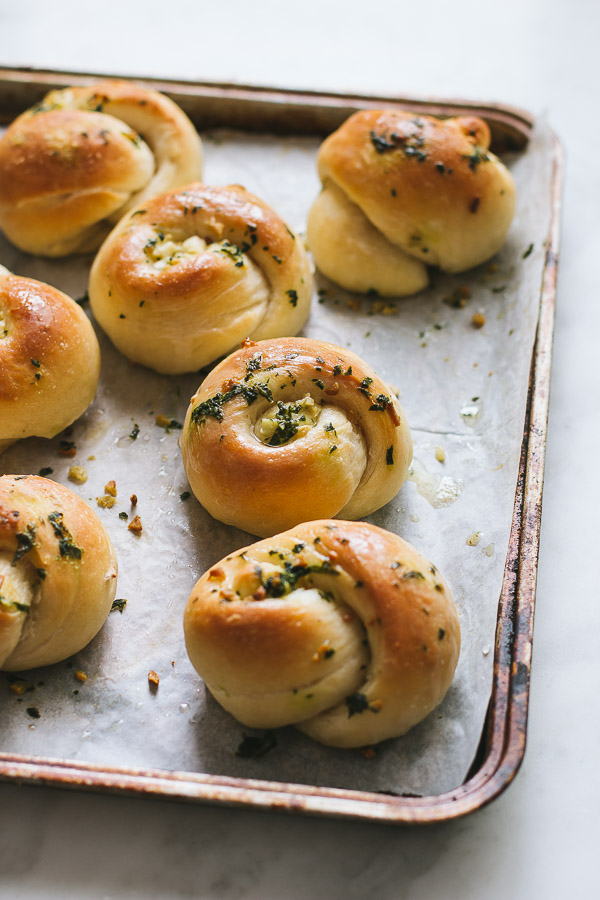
[0,120,554,797]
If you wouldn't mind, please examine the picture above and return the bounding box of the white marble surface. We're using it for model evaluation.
[0,0,598,897]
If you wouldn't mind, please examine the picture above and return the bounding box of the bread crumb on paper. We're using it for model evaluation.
[128,515,143,535]
[68,466,87,484]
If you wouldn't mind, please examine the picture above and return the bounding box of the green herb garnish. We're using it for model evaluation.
[358,377,373,397]
[217,240,245,267]
[191,380,274,425]
[259,560,339,599]
[47,512,84,561]
[12,524,37,565]
[346,692,370,717]
[0,595,30,614]
[369,394,391,412]
[463,145,490,171]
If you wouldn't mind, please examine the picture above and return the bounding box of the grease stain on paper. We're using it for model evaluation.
[407,458,463,508]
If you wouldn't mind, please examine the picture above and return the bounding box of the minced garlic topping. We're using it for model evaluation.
[144,234,206,269]
[256,394,320,445]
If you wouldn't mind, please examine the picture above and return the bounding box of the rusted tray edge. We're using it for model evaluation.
[0,70,562,824]
[0,66,532,150]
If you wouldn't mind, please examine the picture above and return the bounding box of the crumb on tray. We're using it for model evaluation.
[68,466,88,484]
[128,515,143,535]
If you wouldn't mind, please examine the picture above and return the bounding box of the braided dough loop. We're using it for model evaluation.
[181,337,412,536]
[0,80,203,256]
[184,520,460,748]
[307,109,516,296]
[0,265,100,454]
[0,476,118,671]
[89,184,313,374]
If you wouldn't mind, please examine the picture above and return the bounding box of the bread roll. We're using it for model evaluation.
[0,265,100,454]
[307,110,516,296]
[0,80,203,256]
[0,475,118,670]
[184,520,460,748]
[88,184,313,374]
[181,337,412,536]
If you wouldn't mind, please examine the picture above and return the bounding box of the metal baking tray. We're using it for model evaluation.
[0,67,562,823]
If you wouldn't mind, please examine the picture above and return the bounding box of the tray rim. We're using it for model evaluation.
[0,67,563,825]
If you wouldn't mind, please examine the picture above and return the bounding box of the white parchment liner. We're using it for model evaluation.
[0,121,554,796]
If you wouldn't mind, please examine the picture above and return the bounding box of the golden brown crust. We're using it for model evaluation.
[308,109,516,289]
[0,266,100,451]
[89,184,313,374]
[0,475,118,670]
[181,337,412,535]
[0,80,203,256]
[184,520,460,747]
[307,182,429,297]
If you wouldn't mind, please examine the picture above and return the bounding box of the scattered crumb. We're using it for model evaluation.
[522,243,534,259]
[87,455,96,461]
[471,312,486,329]
[155,414,183,432]
[359,746,377,759]
[74,670,87,683]
[148,670,160,690]
[58,441,77,457]
[466,532,482,546]
[68,466,88,484]
[26,707,40,719]
[128,515,143,535]
[130,493,138,506]
[443,286,470,308]
[435,446,446,463]
[9,679,34,696]
[104,480,117,497]
[97,495,116,509]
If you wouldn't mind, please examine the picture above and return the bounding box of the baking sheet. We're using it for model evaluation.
[0,118,553,797]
